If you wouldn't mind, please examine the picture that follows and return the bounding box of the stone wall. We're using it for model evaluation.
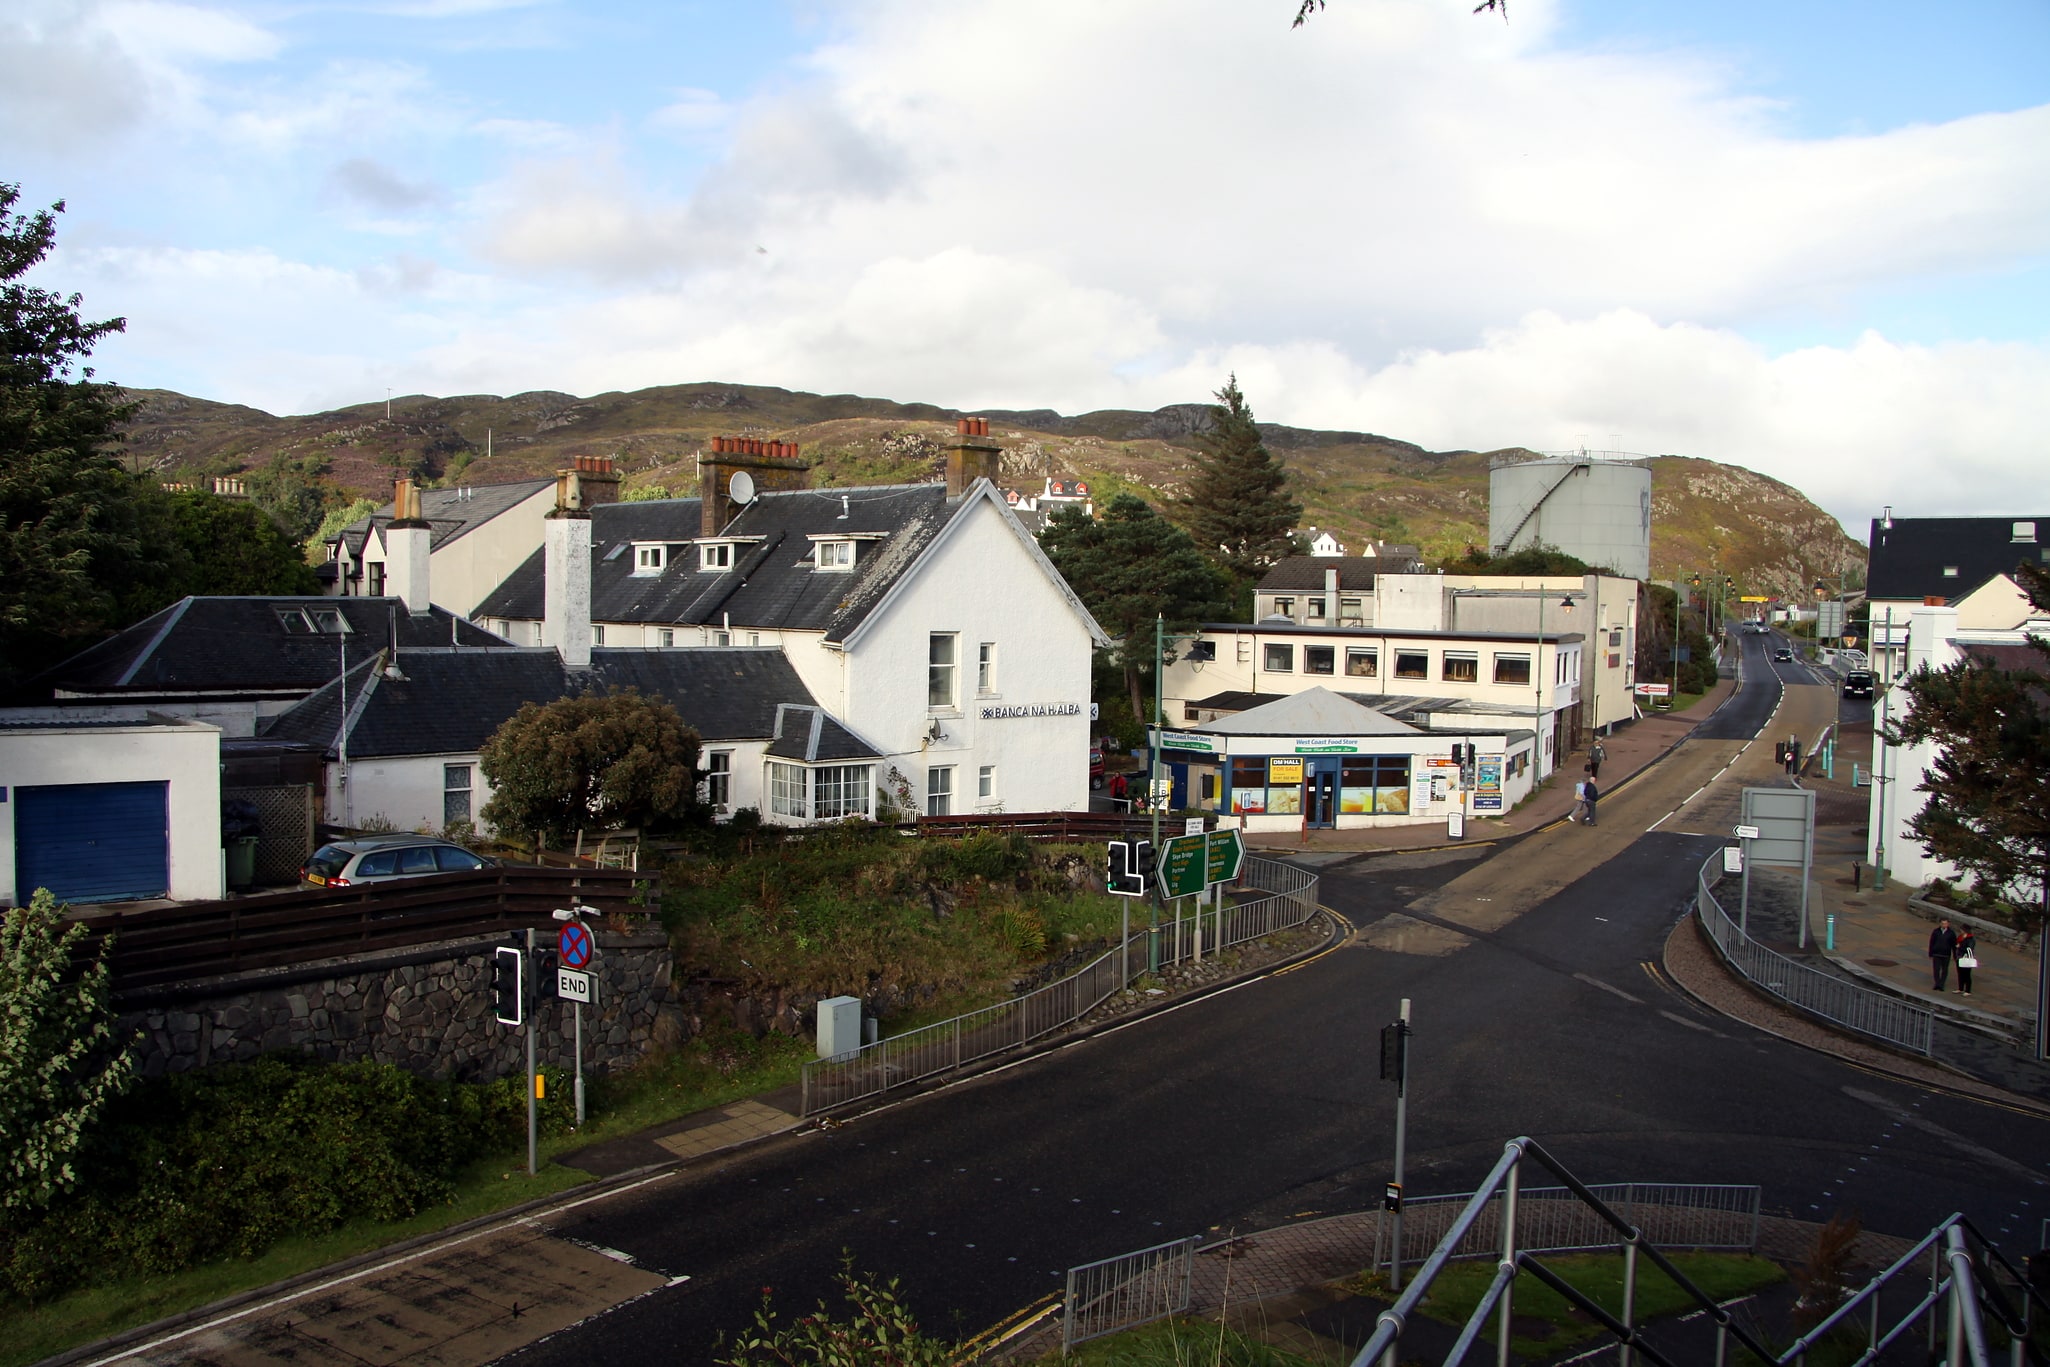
[118,928,683,1082]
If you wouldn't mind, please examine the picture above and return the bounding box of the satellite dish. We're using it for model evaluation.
[729,470,756,504]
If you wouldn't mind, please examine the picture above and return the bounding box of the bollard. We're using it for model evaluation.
[1827,914,1835,951]
[1852,861,1862,892]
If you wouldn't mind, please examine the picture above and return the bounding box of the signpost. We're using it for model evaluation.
[1381,999,1413,1290]
[1737,790,1816,944]
[1158,832,1209,899]
[553,907,599,1127]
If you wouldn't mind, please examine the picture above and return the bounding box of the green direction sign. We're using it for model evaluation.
[1159,833,1209,898]
[1205,829,1244,885]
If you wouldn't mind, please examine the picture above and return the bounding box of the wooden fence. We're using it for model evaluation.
[69,867,658,993]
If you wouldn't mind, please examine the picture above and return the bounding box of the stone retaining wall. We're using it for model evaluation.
[117,929,683,1081]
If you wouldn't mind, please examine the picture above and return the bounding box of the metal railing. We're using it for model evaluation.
[1694,853,1936,1055]
[1062,1236,1198,1350]
[1369,1182,1761,1272]
[799,855,1319,1115]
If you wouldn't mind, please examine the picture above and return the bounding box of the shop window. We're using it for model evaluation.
[1442,652,1478,683]
[1345,648,1378,678]
[1394,651,1429,679]
[1264,643,1295,673]
[1494,653,1532,685]
[1229,756,1269,814]
[1304,645,1335,675]
[1264,757,1305,814]
[1339,756,1411,814]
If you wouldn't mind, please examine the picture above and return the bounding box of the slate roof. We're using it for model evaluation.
[28,597,509,700]
[472,485,956,643]
[333,479,553,563]
[261,646,878,760]
[1258,557,1381,592]
[765,704,880,762]
[1198,687,1419,736]
[1867,516,2050,602]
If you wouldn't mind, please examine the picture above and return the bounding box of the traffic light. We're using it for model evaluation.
[1105,841,1146,898]
[492,942,524,1026]
[1379,1020,1408,1085]
[1134,840,1157,888]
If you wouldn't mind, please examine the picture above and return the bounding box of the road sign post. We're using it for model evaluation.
[1381,999,1413,1290]
[1734,824,1760,934]
[555,910,596,1127]
[523,926,537,1175]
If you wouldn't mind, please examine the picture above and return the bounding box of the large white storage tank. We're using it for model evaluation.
[1488,453,1652,581]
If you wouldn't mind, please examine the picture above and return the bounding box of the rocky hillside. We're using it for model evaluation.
[115,383,1865,595]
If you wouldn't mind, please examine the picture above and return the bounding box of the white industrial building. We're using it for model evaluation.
[1488,452,1653,582]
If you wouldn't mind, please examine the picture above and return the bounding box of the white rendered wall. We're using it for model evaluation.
[0,723,223,904]
[434,486,555,617]
[842,497,1096,814]
[543,515,593,670]
[1868,606,1962,889]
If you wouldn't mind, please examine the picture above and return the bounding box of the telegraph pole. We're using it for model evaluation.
[1382,999,1413,1290]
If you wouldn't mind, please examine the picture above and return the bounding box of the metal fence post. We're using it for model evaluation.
[1619,1236,1639,1367]
[1496,1156,1521,1367]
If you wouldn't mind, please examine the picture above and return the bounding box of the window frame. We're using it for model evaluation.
[1263,643,1296,673]
[977,764,996,801]
[442,764,472,828]
[1345,648,1378,678]
[1493,653,1532,685]
[634,544,666,574]
[814,540,855,571]
[977,641,997,695]
[1442,651,1479,683]
[1394,650,1430,680]
[926,765,954,817]
[1304,644,1336,676]
[699,542,735,571]
[928,633,959,711]
[703,750,732,811]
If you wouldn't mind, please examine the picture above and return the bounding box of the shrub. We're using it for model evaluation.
[0,1055,555,1303]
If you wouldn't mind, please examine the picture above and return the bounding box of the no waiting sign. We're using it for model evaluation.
[559,920,594,969]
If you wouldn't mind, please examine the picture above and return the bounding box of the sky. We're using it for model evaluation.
[5,0,2048,535]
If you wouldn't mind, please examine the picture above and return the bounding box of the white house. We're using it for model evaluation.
[1865,511,2049,682]
[1,717,224,906]
[473,424,1110,818]
[325,473,564,617]
[1868,603,2049,891]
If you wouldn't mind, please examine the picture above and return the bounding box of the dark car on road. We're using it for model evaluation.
[1842,669,1875,699]
[301,836,493,888]
[1773,647,1794,662]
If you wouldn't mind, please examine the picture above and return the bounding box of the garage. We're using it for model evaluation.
[13,781,172,904]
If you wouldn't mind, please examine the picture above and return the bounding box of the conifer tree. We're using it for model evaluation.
[1179,375,1302,598]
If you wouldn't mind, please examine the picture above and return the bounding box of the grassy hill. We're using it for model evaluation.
[116,382,1865,595]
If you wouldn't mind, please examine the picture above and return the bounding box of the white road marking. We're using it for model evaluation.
[1661,1010,1713,1033]
[1574,972,1644,1005]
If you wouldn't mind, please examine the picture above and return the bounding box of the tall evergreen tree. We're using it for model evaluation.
[1887,560,2050,946]
[1040,494,1230,721]
[1179,375,1302,599]
[0,185,171,694]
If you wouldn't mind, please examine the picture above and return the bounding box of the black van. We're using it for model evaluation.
[1842,670,1875,699]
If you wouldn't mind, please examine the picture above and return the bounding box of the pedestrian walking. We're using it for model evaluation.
[1571,778,1587,823]
[1588,739,1606,779]
[1954,927,1978,996]
[1583,776,1599,826]
[1108,770,1128,809]
[1928,919,1957,992]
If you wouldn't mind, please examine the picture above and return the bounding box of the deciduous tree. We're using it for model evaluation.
[479,689,702,845]
[1,889,135,1220]
[167,489,320,597]
[1177,375,1302,601]
[1040,493,1230,720]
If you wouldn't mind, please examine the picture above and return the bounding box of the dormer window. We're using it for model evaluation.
[2015,521,2038,543]
[633,544,667,575]
[700,543,734,571]
[815,540,855,571]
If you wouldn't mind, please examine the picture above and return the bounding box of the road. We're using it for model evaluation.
[489,629,2046,1363]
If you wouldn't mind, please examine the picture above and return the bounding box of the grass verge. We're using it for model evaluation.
[1344,1251,1784,1359]
[1047,1317,1320,1366]
[0,1027,809,1367]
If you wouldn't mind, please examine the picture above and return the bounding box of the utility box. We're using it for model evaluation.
[817,995,862,1060]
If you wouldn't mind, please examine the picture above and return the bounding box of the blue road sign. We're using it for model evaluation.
[559,920,594,969]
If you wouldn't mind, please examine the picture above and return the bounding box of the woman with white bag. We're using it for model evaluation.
[1954,927,1978,996]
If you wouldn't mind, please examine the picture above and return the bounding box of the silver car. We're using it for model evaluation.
[300,836,492,888]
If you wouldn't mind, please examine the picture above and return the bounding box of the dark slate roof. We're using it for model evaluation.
[29,597,509,699]
[334,479,553,561]
[473,484,958,643]
[1258,557,1380,592]
[764,704,882,762]
[1867,516,2050,602]
[261,646,875,759]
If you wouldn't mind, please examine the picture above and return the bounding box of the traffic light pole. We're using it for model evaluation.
[1389,997,1411,1291]
[524,926,538,1177]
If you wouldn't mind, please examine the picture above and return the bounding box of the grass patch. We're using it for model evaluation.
[0,1159,589,1367]
[1050,1317,1320,1366]
[1344,1251,1783,1359]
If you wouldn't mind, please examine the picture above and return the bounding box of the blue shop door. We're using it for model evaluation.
[1305,757,1341,828]
[15,781,171,904]
[1168,762,1189,811]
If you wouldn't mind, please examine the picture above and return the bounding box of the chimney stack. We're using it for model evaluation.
[386,477,433,615]
[543,476,593,670]
[946,418,1000,499]
[697,437,811,537]
[562,454,621,507]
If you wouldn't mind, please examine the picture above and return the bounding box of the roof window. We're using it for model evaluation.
[1942,565,1959,578]
[276,607,351,635]
[2014,521,2038,543]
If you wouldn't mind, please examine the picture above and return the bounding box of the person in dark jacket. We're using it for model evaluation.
[1582,777,1599,826]
[1953,926,1977,996]
[1928,919,1957,992]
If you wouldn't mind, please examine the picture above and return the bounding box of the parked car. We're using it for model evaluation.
[301,836,493,888]
[1842,670,1875,699]
[1089,744,1106,789]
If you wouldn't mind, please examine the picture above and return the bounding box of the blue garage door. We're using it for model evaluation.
[15,782,171,905]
